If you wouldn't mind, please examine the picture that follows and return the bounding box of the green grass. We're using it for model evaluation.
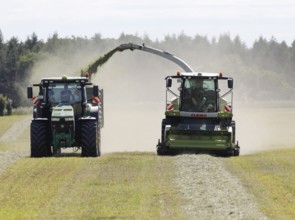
[225,148,295,220]
[0,152,186,220]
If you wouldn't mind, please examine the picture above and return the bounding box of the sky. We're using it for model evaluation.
[0,0,295,46]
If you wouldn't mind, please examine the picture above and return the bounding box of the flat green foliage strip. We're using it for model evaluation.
[0,152,185,220]
[225,148,295,220]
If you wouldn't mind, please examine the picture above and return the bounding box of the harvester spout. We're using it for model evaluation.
[117,43,194,72]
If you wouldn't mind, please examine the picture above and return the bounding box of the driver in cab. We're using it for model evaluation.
[60,84,75,103]
[191,80,205,107]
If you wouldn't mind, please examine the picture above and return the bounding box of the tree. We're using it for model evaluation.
[0,94,6,116]
[0,30,7,84]
[25,33,43,52]
[46,33,60,53]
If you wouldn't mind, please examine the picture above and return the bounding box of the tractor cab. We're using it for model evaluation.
[46,81,86,121]
[48,82,82,106]
[27,76,98,119]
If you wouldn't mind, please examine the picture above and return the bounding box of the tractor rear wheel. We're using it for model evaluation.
[81,120,99,157]
[31,120,51,157]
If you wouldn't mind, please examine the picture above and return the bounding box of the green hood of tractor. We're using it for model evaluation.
[51,104,75,148]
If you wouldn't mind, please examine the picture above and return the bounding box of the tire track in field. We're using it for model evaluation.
[0,116,30,173]
[0,116,31,142]
[174,154,268,220]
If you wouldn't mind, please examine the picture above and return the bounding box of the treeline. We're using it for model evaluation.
[0,31,42,108]
[0,30,295,109]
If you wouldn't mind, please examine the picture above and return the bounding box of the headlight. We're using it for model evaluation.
[52,117,74,121]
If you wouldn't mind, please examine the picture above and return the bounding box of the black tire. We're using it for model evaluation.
[231,121,240,156]
[157,144,174,156]
[233,142,240,156]
[81,120,99,157]
[158,118,176,156]
[157,145,166,156]
[97,127,101,156]
[231,121,236,144]
[31,120,52,157]
[233,147,240,156]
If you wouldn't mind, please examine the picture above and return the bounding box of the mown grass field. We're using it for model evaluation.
[0,153,186,220]
[1,114,295,219]
[225,148,295,220]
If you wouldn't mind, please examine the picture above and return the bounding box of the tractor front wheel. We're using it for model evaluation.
[30,120,52,157]
[81,120,99,157]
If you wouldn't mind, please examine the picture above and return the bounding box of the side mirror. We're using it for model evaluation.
[27,87,33,99]
[166,78,172,88]
[228,79,233,89]
[93,85,99,97]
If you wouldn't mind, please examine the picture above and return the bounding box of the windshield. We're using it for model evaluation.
[181,78,217,112]
[47,83,83,104]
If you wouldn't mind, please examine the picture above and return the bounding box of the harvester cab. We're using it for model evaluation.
[157,72,240,156]
[27,75,103,157]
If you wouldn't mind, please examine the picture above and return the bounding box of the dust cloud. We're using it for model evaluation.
[234,105,295,155]
[29,42,295,155]
[91,51,174,153]
[28,49,98,84]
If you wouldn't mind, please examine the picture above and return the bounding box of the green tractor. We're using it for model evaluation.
[157,72,240,156]
[27,75,103,157]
